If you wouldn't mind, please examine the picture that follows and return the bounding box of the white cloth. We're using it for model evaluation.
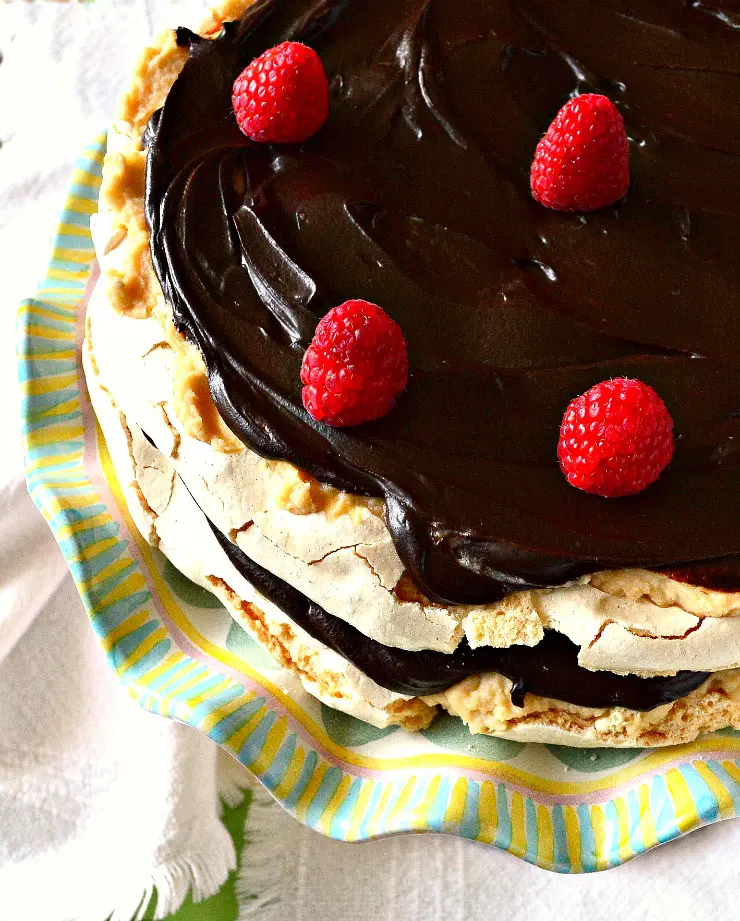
[1,4,246,919]
[0,556,240,921]
[1,4,739,921]
[242,794,740,921]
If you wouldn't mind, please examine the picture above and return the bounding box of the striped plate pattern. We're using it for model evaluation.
[17,134,740,871]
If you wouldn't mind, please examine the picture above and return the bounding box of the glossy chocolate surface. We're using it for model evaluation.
[146,0,740,605]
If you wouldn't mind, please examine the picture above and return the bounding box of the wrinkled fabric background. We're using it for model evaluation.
[1,3,738,919]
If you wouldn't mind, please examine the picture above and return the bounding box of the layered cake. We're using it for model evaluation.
[84,0,740,746]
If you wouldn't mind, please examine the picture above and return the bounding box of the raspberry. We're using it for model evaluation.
[232,42,329,144]
[557,378,674,497]
[301,300,409,427]
[531,94,630,212]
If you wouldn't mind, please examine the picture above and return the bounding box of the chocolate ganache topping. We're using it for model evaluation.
[146,0,740,606]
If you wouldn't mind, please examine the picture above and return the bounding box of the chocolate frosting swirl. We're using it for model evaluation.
[146,0,740,605]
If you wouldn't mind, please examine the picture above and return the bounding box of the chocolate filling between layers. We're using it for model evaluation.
[145,0,740,607]
[206,515,709,708]
[138,427,710,708]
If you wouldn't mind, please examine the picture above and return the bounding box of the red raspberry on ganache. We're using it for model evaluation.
[301,300,409,428]
[557,378,674,498]
[531,93,630,212]
[232,41,329,144]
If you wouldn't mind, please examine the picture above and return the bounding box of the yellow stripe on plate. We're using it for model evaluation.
[614,796,633,863]
[79,555,136,592]
[247,717,288,776]
[25,423,83,450]
[65,195,98,215]
[98,610,151,653]
[444,777,468,830]
[51,247,97,264]
[70,172,103,190]
[509,793,526,858]
[320,775,353,837]
[19,305,76,326]
[721,760,740,787]
[295,762,328,824]
[184,677,231,713]
[637,783,659,851]
[91,571,148,611]
[564,805,582,873]
[24,325,76,343]
[666,768,701,833]
[694,760,734,819]
[33,478,87,493]
[154,660,201,702]
[410,775,442,831]
[477,780,497,845]
[223,705,267,755]
[29,401,81,424]
[161,668,216,712]
[273,747,306,802]
[21,371,79,394]
[82,146,106,166]
[67,535,119,566]
[202,691,257,735]
[52,512,111,541]
[346,780,375,843]
[138,650,188,690]
[43,491,98,517]
[367,781,393,838]
[25,452,81,474]
[57,222,94,238]
[116,626,169,676]
[536,805,554,869]
[47,268,91,283]
[591,805,608,871]
[35,287,85,297]
[25,422,83,446]
[386,777,416,830]
[20,350,78,364]
[118,613,169,675]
